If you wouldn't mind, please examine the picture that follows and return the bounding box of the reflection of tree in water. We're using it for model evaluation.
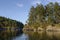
[26,31,60,40]
[28,32,42,40]
[0,30,23,40]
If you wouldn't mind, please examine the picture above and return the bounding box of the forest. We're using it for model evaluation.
[0,16,24,31]
[24,2,60,30]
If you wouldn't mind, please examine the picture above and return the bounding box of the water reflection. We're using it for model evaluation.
[1,30,60,40]
[0,29,23,40]
[13,33,28,40]
[24,31,60,40]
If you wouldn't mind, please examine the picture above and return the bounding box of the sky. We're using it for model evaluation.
[0,0,60,24]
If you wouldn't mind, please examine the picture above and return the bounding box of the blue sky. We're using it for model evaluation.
[0,0,60,24]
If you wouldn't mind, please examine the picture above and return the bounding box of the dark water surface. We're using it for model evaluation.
[0,30,60,40]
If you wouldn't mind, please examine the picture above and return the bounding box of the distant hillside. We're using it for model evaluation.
[0,16,24,30]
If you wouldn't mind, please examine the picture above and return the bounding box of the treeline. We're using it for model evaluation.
[0,16,24,29]
[26,2,60,29]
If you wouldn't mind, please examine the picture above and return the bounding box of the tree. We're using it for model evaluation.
[0,16,24,30]
[26,2,60,30]
[28,6,35,26]
[54,2,60,24]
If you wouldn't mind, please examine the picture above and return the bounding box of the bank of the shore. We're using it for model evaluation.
[23,25,60,32]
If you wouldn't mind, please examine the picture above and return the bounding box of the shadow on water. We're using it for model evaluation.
[0,28,23,40]
[24,31,60,40]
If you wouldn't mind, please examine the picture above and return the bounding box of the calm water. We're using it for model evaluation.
[1,30,60,40]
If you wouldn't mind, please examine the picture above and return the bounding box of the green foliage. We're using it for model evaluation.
[0,16,24,29]
[27,2,60,29]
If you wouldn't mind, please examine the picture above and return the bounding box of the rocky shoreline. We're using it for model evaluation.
[23,25,60,32]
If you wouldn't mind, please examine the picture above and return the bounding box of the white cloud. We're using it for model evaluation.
[32,0,41,5]
[16,3,23,7]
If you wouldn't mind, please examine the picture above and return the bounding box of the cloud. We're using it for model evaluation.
[32,0,41,5]
[16,3,23,7]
